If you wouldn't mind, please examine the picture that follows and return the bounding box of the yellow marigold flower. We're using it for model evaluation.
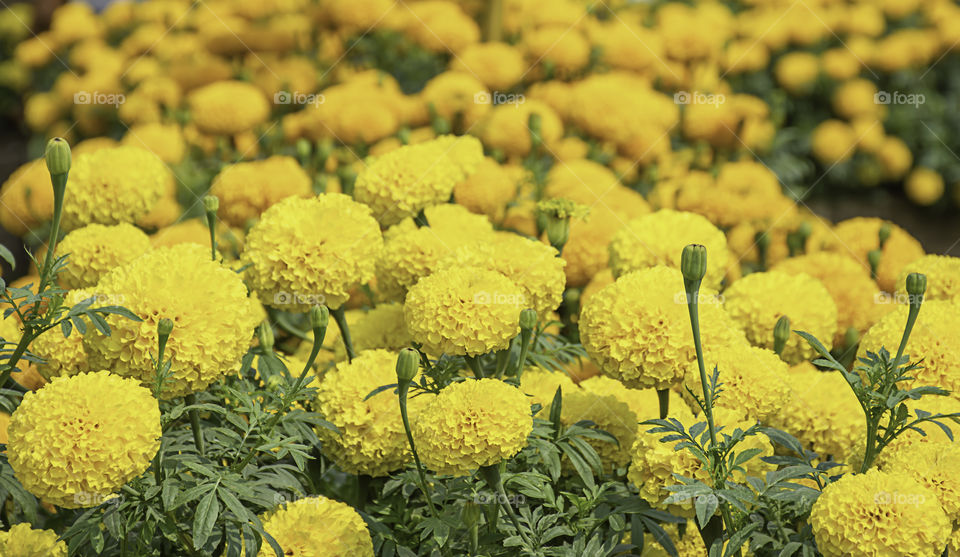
[32,320,88,380]
[545,159,650,221]
[821,48,862,80]
[882,441,960,522]
[683,343,790,422]
[451,42,525,91]
[723,271,838,364]
[0,159,54,237]
[561,217,622,288]
[404,266,522,356]
[859,300,960,395]
[413,378,532,476]
[55,223,151,289]
[0,523,67,556]
[905,167,945,206]
[896,255,960,302]
[775,51,819,95]
[478,100,563,157]
[453,157,518,222]
[875,136,912,179]
[811,119,857,165]
[608,210,729,289]
[150,218,243,256]
[580,266,746,390]
[259,496,373,557]
[210,156,312,227]
[242,194,383,311]
[397,1,480,54]
[642,520,706,557]
[86,244,261,398]
[355,135,483,226]
[580,374,691,422]
[768,363,862,462]
[876,396,960,467]
[554,388,637,471]
[187,80,269,135]
[121,122,186,163]
[832,78,880,120]
[773,252,886,346]
[328,303,412,362]
[63,146,169,231]
[520,367,578,411]
[675,164,794,229]
[8,371,160,508]
[376,204,493,300]
[323,0,393,32]
[580,268,614,308]
[316,349,432,476]
[438,232,565,315]
[524,25,591,76]
[810,469,950,557]
[826,217,924,292]
[420,72,491,129]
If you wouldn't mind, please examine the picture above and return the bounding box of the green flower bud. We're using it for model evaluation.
[396,348,420,384]
[44,137,71,176]
[544,218,569,250]
[317,138,334,162]
[680,244,708,283]
[258,322,275,351]
[867,249,882,278]
[310,305,329,331]
[519,308,537,331]
[157,318,174,337]
[296,138,311,160]
[878,222,892,248]
[203,195,219,214]
[905,272,927,299]
[398,127,411,145]
[773,315,790,356]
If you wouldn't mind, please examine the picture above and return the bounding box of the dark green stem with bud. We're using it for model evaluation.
[395,349,442,524]
[513,309,537,379]
[894,273,926,372]
[203,195,219,261]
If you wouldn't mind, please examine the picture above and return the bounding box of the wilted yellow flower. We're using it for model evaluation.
[210,156,312,227]
[412,379,532,476]
[7,371,160,508]
[0,523,67,556]
[188,80,269,135]
[259,496,373,557]
[242,194,383,311]
[404,266,522,356]
[56,223,151,289]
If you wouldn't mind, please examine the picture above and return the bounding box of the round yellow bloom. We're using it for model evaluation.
[55,223,151,289]
[810,469,950,557]
[63,146,169,231]
[121,122,186,163]
[773,252,886,346]
[0,523,67,556]
[905,167,945,206]
[580,266,746,390]
[876,396,960,466]
[896,255,960,302]
[876,136,913,179]
[524,25,590,76]
[355,135,484,226]
[453,157,517,222]
[555,388,637,471]
[242,194,383,311]
[450,42,525,91]
[724,271,838,364]
[404,266,522,356]
[827,217,924,292]
[31,290,98,379]
[0,159,54,236]
[561,217,621,288]
[478,100,563,157]
[608,210,729,289]
[419,72,491,129]
[859,300,960,396]
[438,232,565,315]
[775,51,820,95]
[259,496,373,557]
[210,156,313,227]
[811,119,857,165]
[187,80,269,135]
[328,303,412,362]
[86,244,261,398]
[316,350,432,476]
[412,378,532,476]
[833,78,880,120]
[683,343,790,422]
[7,371,160,508]
[882,441,960,522]
[520,367,578,411]
[821,48,862,80]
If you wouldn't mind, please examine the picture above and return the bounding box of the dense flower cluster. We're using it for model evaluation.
[209,156,312,227]
[0,523,67,556]
[258,496,374,557]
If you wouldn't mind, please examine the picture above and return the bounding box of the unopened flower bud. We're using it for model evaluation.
[396,348,419,384]
[545,218,569,250]
[44,137,71,176]
[310,305,329,331]
[519,308,537,331]
[905,272,927,300]
[878,222,892,248]
[157,318,174,337]
[867,249,882,278]
[258,322,274,351]
[773,315,790,356]
[203,195,219,214]
[680,244,707,283]
[296,138,311,160]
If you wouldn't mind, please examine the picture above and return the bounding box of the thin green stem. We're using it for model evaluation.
[185,394,206,457]
[684,281,717,447]
[657,389,670,420]
[893,302,922,373]
[479,465,533,548]
[331,306,356,362]
[513,328,534,380]
[398,382,442,521]
[465,355,485,379]
[35,172,67,296]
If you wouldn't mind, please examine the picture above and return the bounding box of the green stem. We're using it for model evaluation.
[893,302,922,373]
[206,213,217,261]
[35,172,67,296]
[398,381,442,522]
[494,348,510,379]
[684,280,717,447]
[331,306,356,362]
[185,394,205,457]
[657,388,669,420]
[860,415,879,473]
[479,465,533,548]
[465,355,485,379]
[513,328,534,380]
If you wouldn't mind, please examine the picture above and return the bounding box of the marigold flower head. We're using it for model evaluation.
[62,146,169,231]
[519,367,578,411]
[554,388,637,471]
[608,210,729,289]
[580,374,691,422]
[683,343,790,422]
[450,42,525,91]
[453,157,518,222]
[412,379,532,476]
[210,156,313,227]
[121,122,186,163]
[859,300,960,395]
[0,159,54,236]
[723,271,837,364]
[438,232,565,315]
[328,303,412,362]
[580,266,746,390]
[0,523,67,556]
[7,371,160,508]
[896,255,960,302]
[355,135,484,226]
[188,80,269,135]
[31,290,97,379]
[478,100,563,157]
[561,217,621,288]
[826,217,924,292]
[811,119,857,165]
[419,72,491,129]
[810,469,950,557]
[242,194,383,311]
[316,349,432,476]
[405,266,522,356]
[86,244,261,398]
[259,496,373,557]
[56,223,151,289]
[882,440,960,522]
